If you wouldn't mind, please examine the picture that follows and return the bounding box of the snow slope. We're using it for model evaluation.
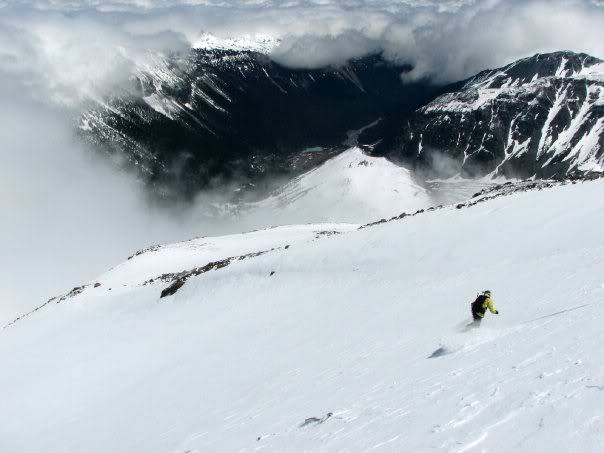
[245,147,433,224]
[2,179,604,452]
[101,223,358,289]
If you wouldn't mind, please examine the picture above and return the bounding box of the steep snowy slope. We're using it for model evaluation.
[398,51,604,179]
[242,148,432,224]
[2,178,604,452]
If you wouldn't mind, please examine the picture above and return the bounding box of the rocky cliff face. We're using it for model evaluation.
[396,52,604,179]
[79,49,439,198]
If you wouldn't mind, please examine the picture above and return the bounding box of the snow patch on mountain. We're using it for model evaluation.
[577,62,604,81]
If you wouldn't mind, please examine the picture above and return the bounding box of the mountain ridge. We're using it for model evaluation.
[396,51,604,178]
[79,49,604,196]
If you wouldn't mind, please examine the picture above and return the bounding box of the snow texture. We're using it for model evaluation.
[2,178,604,452]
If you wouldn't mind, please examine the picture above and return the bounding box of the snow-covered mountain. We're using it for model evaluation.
[80,49,604,198]
[79,48,438,198]
[398,51,604,178]
[3,174,604,452]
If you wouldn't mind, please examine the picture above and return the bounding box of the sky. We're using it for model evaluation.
[1,0,604,323]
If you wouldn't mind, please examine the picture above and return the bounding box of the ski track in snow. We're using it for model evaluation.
[1,180,604,452]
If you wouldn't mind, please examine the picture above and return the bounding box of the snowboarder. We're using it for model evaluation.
[471,290,498,326]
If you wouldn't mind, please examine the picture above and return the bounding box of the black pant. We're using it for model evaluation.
[472,312,483,323]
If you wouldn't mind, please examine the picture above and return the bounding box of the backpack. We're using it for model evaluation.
[471,294,487,313]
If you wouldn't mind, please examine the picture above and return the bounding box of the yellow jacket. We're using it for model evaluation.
[475,296,497,318]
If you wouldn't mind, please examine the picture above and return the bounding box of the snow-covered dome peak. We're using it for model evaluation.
[252,147,433,224]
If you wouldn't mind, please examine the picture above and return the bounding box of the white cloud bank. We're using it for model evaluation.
[2,0,603,96]
[1,0,603,322]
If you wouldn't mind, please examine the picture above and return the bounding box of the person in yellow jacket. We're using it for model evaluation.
[471,290,498,325]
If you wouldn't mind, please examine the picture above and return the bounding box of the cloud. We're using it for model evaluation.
[389,0,604,82]
[0,9,189,105]
[272,31,381,68]
[2,0,603,90]
[0,84,192,324]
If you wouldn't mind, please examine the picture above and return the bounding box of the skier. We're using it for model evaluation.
[471,290,498,326]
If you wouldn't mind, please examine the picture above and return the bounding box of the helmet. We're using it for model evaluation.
[484,290,492,296]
